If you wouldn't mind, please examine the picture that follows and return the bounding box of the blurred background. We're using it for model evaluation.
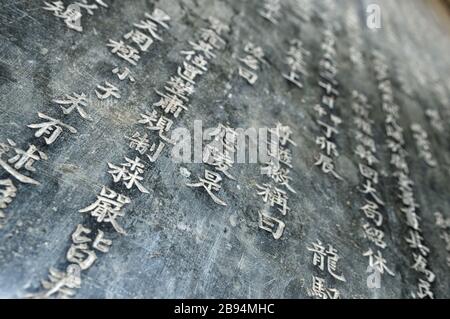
[430,0,450,30]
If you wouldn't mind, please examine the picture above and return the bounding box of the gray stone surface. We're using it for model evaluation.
[0,0,449,298]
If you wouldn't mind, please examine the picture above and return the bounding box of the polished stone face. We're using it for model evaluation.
[0,0,449,298]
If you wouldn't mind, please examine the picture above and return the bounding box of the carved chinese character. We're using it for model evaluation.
[178,62,204,84]
[95,81,121,100]
[261,161,295,193]
[93,230,113,253]
[126,132,150,155]
[189,40,216,59]
[256,183,290,215]
[0,140,47,185]
[200,28,226,50]
[238,43,266,85]
[207,16,229,35]
[362,223,386,249]
[267,144,292,168]
[319,80,339,97]
[0,179,16,227]
[203,144,235,180]
[79,187,131,234]
[53,93,91,120]
[405,230,430,257]
[154,89,188,118]
[71,224,112,253]
[182,53,209,72]
[354,117,373,136]
[71,225,111,257]
[307,241,346,282]
[240,55,259,71]
[270,123,296,147]
[359,163,379,184]
[258,211,285,240]
[355,145,379,166]
[316,136,338,157]
[43,1,83,32]
[359,179,384,206]
[124,29,154,51]
[425,109,444,133]
[308,276,340,299]
[245,42,266,62]
[282,40,309,89]
[411,123,437,167]
[112,67,136,83]
[147,142,165,162]
[320,62,338,83]
[72,224,91,244]
[259,0,281,24]
[363,249,395,276]
[107,157,149,193]
[411,253,435,283]
[317,120,339,139]
[142,111,174,143]
[29,265,82,299]
[352,102,370,119]
[107,40,140,65]
[238,66,258,85]
[145,9,170,29]
[134,9,170,40]
[360,200,383,227]
[67,244,97,270]
[43,2,66,17]
[434,212,450,230]
[28,113,77,144]
[186,169,226,206]
[164,76,195,100]
[356,133,376,153]
[314,153,342,180]
[414,279,434,299]
[314,104,327,117]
